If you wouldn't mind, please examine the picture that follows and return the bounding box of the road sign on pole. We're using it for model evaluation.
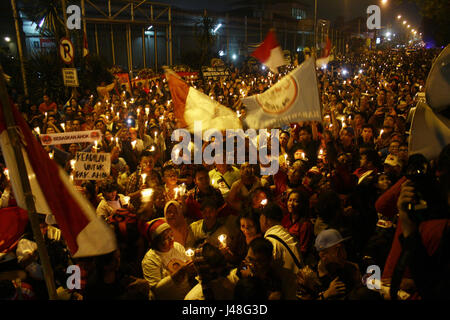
[59,37,74,65]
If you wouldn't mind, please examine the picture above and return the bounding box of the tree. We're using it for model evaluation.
[403,0,450,46]
[193,14,217,68]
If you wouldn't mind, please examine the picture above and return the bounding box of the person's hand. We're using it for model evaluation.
[324,277,346,299]
[171,260,194,283]
[375,107,384,117]
[397,180,418,237]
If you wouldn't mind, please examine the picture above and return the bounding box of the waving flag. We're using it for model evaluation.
[241,57,321,129]
[166,69,242,132]
[0,100,117,258]
[251,29,286,73]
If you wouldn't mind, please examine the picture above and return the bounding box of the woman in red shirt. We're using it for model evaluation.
[282,190,314,257]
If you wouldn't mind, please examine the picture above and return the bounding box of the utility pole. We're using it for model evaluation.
[10,0,28,97]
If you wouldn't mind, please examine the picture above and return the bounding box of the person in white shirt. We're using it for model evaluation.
[259,202,303,299]
[96,182,127,220]
[141,218,196,300]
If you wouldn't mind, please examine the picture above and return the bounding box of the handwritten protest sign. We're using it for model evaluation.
[74,152,110,180]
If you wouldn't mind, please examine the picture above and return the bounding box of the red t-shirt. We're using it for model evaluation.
[39,101,57,114]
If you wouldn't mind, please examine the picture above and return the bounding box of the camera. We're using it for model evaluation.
[404,154,444,222]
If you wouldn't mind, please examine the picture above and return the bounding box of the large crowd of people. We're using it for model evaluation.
[0,46,449,301]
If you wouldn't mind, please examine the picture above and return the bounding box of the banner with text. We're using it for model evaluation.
[40,130,102,145]
[241,58,321,129]
[74,152,110,180]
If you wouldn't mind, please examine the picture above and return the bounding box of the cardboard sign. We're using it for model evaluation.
[201,66,230,79]
[74,152,110,180]
[40,130,101,145]
[62,68,79,87]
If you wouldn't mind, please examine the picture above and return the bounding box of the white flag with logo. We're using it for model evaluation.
[241,58,321,129]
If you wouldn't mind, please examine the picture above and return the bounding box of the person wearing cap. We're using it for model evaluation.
[259,202,302,300]
[141,218,195,300]
[314,229,375,300]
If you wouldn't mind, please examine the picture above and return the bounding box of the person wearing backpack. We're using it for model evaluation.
[259,202,303,300]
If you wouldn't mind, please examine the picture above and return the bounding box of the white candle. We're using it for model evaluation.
[141,173,147,185]
[218,234,227,246]
[145,107,150,115]
[4,168,9,180]
[185,248,195,257]
[70,159,76,170]
[131,140,137,149]
[115,137,119,145]
[61,123,65,131]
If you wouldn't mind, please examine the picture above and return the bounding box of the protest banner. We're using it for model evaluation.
[74,152,110,180]
[40,130,101,146]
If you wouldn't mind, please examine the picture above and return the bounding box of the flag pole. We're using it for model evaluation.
[0,64,58,300]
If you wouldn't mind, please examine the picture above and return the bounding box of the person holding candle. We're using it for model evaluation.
[96,182,129,220]
[141,218,195,300]
[162,164,180,202]
[189,198,232,249]
[164,200,195,248]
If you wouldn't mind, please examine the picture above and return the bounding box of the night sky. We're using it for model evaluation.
[162,0,423,32]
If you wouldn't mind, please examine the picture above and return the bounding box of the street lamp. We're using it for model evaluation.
[4,37,11,42]
[397,15,402,20]
[407,25,410,28]
[381,0,388,5]
[403,20,407,25]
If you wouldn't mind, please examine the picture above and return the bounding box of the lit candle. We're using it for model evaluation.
[116,112,120,118]
[61,123,65,131]
[131,140,137,149]
[4,168,9,180]
[70,174,74,182]
[123,196,130,206]
[145,107,150,115]
[115,137,119,145]
[45,112,48,118]
[94,140,98,152]
[379,129,384,138]
[150,145,155,152]
[70,159,76,170]
[49,151,54,159]
[185,248,195,257]
[260,199,268,206]
[154,131,157,140]
[34,127,40,135]
[218,234,227,246]
[174,187,179,199]
[211,179,215,186]
[141,173,147,185]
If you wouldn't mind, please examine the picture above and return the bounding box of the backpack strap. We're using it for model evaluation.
[266,234,304,269]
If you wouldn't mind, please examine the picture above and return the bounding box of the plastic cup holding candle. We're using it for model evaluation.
[70,159,76,170]
[141,173,147,185]
[150,145,155,152]
[185,248,195,258]
[141,188,153,203]
[49,151,54,159]
[34,127,40,135]
[174,187,179,199]
[123,196,130,206]
[131,140,137,149]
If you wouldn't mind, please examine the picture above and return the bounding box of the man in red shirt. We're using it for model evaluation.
[38,94,57,114]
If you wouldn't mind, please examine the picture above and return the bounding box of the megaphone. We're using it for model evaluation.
[425,44,450,114]
[408,101,450,160]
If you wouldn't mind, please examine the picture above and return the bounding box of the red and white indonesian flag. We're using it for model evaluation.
[0,100,117,258]
[316,37,334,68]
[241,57,322,129]
[166,70,242,132]
[251,29,286,73]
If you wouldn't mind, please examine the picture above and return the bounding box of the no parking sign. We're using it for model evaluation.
[59,37,74,64]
